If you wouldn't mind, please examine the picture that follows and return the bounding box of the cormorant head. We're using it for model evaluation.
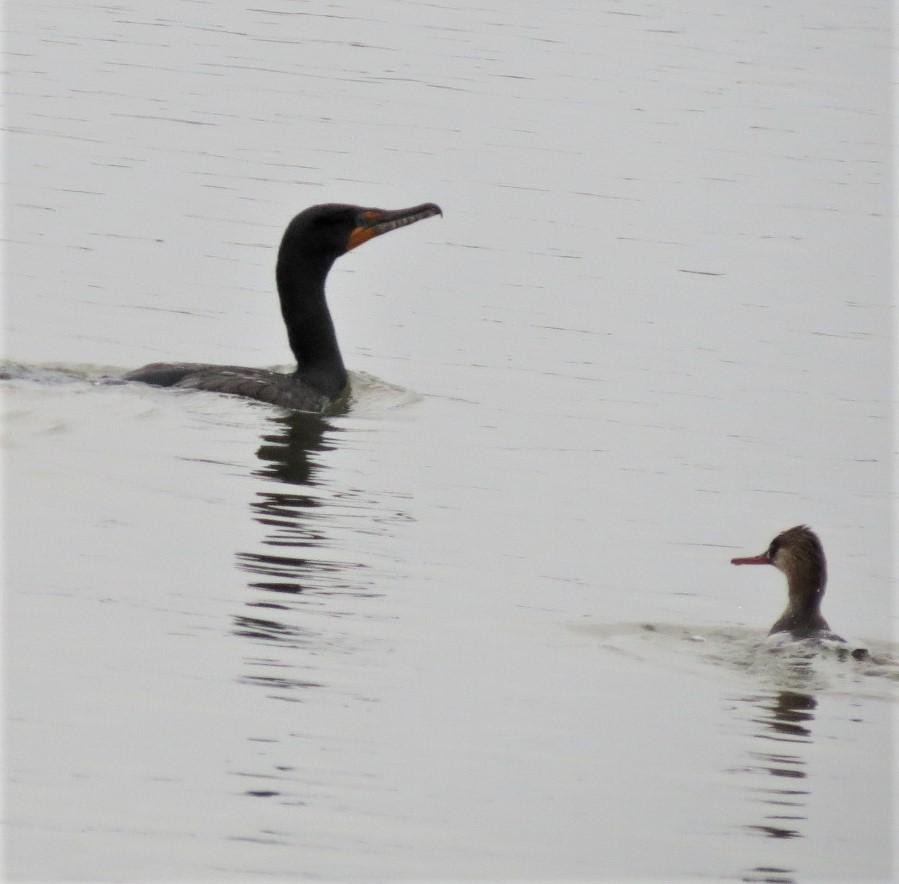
[277,202,442,269]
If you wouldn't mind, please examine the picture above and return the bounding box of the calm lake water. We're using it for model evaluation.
[3,1,896,881]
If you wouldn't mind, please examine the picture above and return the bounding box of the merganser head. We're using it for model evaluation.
[731,525,832,638]
[732,525,827,584]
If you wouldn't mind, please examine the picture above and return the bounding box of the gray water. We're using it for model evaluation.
[3,1,896,881]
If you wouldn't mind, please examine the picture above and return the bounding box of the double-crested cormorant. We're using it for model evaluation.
[125,201,441,411]
[731,525,842,640]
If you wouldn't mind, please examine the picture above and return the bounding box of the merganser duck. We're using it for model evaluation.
[731,525,844,641]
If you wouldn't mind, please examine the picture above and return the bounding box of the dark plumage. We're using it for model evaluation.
[126,202,441,411]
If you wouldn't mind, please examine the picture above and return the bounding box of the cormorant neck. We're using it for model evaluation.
[276,253,348,398]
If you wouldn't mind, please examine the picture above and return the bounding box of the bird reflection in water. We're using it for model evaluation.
[238,411,341,597]
[733,688,817,884]
[232,411,375,698]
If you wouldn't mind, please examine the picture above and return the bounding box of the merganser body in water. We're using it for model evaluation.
[125,202,442,412]
[731,525,844,641]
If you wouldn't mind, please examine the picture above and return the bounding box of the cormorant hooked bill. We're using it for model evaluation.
[125,202,442,411]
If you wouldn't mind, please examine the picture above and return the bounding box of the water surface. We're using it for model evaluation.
[4,1,895,880]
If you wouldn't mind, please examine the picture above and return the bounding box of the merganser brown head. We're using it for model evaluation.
[731,525,835,639]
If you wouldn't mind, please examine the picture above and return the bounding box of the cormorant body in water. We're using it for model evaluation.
[126,201,441,411]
